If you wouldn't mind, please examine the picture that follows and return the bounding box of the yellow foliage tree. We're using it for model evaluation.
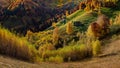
[86,22,101,38]
[86,24,95,38]
[26,30,33,41]
[58,0,63,6]
[84,4,91,11]
[68,0,72,2]
[110,18,113,25]
[92,40,101,57]
[53,27,59,46]
[65,10,69,16]
[52,22,57,28]
[114,14,120,25]
[66,22,73,35]
[98,3,102,15]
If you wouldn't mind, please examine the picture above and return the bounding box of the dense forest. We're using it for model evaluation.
[0,0,81,35]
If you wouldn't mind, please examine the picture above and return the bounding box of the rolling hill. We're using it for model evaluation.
[0,0,80,35]
[0,0,120,68]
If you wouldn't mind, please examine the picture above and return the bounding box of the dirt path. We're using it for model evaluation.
[0,40,120,68]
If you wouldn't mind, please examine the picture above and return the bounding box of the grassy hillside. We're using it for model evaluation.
[0,0,81,35]
[25,5,120,62]
[1,0,120,63]
[1,7,120,63]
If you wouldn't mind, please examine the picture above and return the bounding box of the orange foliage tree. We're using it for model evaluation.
[97,14,110,34]
[87,22,102,38]
[87,14,110,38]
[53,27,59,46]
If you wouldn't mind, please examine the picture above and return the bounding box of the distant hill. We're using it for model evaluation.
[0,0,80,35]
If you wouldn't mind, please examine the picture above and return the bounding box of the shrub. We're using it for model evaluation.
[30,30,53,49]
[48,55,63,63]
[92,40,101,57]
[114,14,120,25]
[66,22,73,35]
[0,27,38,62]
[110,13,120,34]
[39,43,55,57]
[110,24,120,34]
[39,43,92,62]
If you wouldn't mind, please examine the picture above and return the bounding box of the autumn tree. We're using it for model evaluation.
[68,0,72,2]
[97,14,110,29]
[87,14,110,38]
[26,30,33,41]
[52,22,57,28]
[65,10,69,16]
[84,3,91,11]
[58,0,63,6]
[92,40,101,56]
[53,27,59,46]
[98,3,102,15]
[86,22,101,38]
[66,22,73,35]
[114,14,120,25]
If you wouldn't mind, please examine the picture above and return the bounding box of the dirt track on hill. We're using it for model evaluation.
[0,40,120,68]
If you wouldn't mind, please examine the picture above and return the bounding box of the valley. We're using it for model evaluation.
[0,0,120,68]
